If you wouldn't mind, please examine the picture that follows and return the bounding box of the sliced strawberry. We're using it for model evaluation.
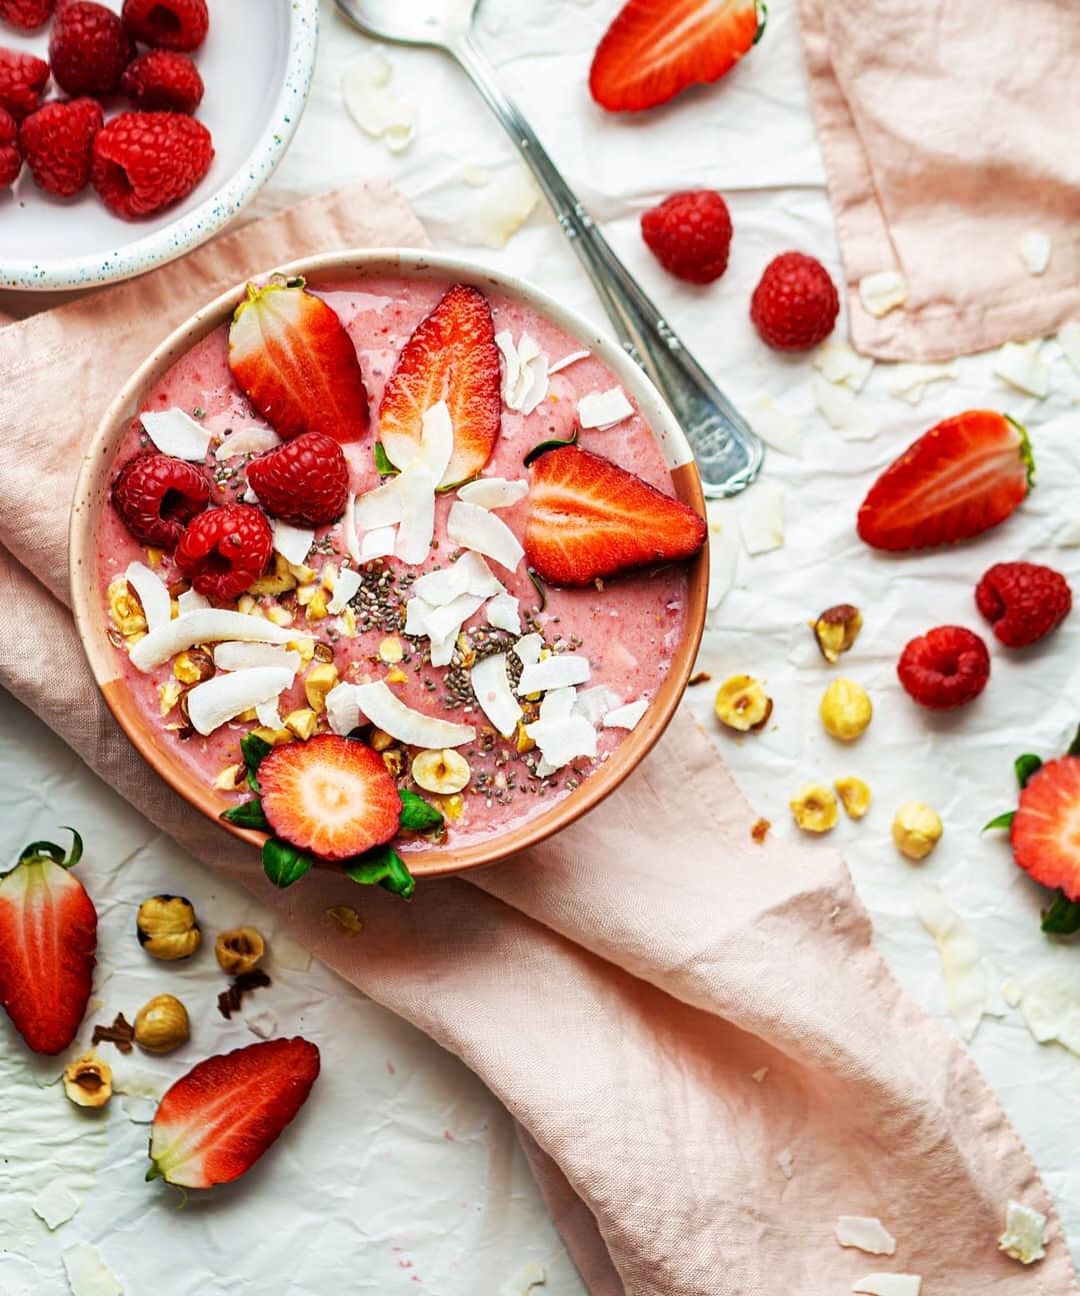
[589,0,763,113]
[0,831,96,1055]
[148,1037,320,1188]
[1011,757,1080,903]
[228,279,370,443]
[378,284,501,488]
[857,410,1033,552]
[524,444,707,587]
[258,735,400,862]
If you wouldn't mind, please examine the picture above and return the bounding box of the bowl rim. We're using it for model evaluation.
[0,0,319,293]
[70,248,709,878]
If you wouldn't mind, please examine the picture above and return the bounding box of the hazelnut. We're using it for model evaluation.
[215,926,265,977]
[381,747,406,778]
[304,662,339,713]
[173,647,214,685]
[134,994,190,1054]
[811,604,863,663]
[63,1052,113,1108]
[819,678,872,741]
[892,802,943,860]
[136,895,201,961]
[378,635,404,664]
[790,783,839,834]
[326,905,364,936]
[835,776,872,819]
[714,674,773,732]
[368,727,396,753]
[283,707,318,740]
[441,793,466,822]
[412,748,471,795]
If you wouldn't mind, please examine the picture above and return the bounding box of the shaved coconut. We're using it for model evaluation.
[447,500,524,572]
[355,680,474,747]
[470,653,522,737]
[578,387,634,429]
[573,685,622,725]
[999,1200,1048,1264]
[813,340,874,391]
[777,1148,795,1180]
[461,162,489,187]
[396,463,437,565]
[63,1243,122,1296]
[466,161,539,249]
[273,519,314,566]
[342,50,416,153]
[1001,979,1023,1008]
[1018,965,1080,1055]
[242,485,259,504]
[603,698,649,730]
[739,481,785,556]
[429,631,457,669]
[140,407,213,461]
[130,610,302,672]
[359,526,397,562]
[858,270,907,318]
[413,551,505,606]
[354,479,402,530]
[813,375,878,440]
[852,1276,921,1296]
[340,492,360,563]
[327,566,362,615]
[751,1067,769,1083]
[1058,320,1080,376]
[457,477,529,510]
[706,506,739,611]
[888,363,956,405]
[213,641,300,672]
[255,698,283,729]
[404,596,435,636]
[215,425,280,460]
[914,885,986,1041]
[1018,230,1051,276]
[186,667,293,736]
[514,632,544,665]
[486,592,522,634]
[525,714,597,769]
[176,588,210,616]
[325,682,366,736]
[424,593,484,643]
[835,1218,896,1256]
[539,687,577,721]
[1055,519,1080,548]
[994,341,1049,398]
[124,561,171,633]
[496,332,550,414]
[517,653,591,695]
[748,395,802,457]
[500,1260,547,1296]
[399,399,454,478]
[548,349,590,375]
[33,1179,81,1230]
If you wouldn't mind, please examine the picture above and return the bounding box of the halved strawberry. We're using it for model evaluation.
[589,0,764,113]
[0,831,96,1055]
[524,444,707,587]
[857,411,1033,552]
[378,284,501,488]
[148,1037,320,1188]
[228,279,370,443]
[257,735,400,862]
[1011,757,1080,902]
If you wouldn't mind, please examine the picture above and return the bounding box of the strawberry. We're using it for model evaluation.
[857,411,1033,552]
[1011,758,1080,903]
[524,444,707,587]
[590,0,764,113]
[148,1037,320,1188]
[257,735,401,862]
[174,503,273,601]
[379,284,501,488]
[975,561,1072,648]
[228,280,371,445]
[0,831,96,1055]
[246,431,349,527]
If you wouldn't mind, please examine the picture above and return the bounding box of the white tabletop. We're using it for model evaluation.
[3,1,1079,1292]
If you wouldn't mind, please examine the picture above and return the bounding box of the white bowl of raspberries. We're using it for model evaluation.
[0,0,318,291]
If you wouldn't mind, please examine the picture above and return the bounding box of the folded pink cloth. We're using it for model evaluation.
[800,0,1080,361]
[1,181,1077,1295]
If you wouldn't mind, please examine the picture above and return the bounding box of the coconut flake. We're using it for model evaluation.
[244,1009,278,1040]
[273,519,314,567]
[539,687,577,721]
[186,667,293,736]
[124,561,171,633]
[424,593,484,643]
[994,342,1050,398]
[396,464,437,565]
[457,477,529,510]
[130,610,303,672]
[1018,965,1080,1055]
[739,481,785,556]
[813,340,874,391]
[140,407,213,460]
[354,680,475,748]
[447,500,524,572]
[998,1200,1048,1264]
[176,588,210,616]
[887,363,956,405]
[404,596,435,636]
[578,387,634,429]
[62,1243,123,1296]
[914,885,987,1041]
[412,551,505,606]
[466,162,539,249]
[1055,519,1080,549]
[359,525,397,562]
[747,395,802,457]
[859,271,907,318]
[255,698,283,729]
[514,633,544,665]
[548,349,590,375]
[852,1276,921,1296]
[486,592,522,634]
[325,682,366,736]
[342,49,416,153]
[1018,231,1051,276]
[470,654,523,738]
[215,425,280,459]
[525,714,597,769]
[213,642,300,673]
[1058,320,1080,376]
[32,1179,81,1230]
[327,566,362,615]
[835,1217,897,1257]
[777,1147,795,1180]
[517,653,591,694]
[603,698,649,730]
[354,479,402,530]
[813,375,879,440]
[500,1260,548,1296]
[496,332,550,414]
[573,685,622,725]
[751,1067,769,1084]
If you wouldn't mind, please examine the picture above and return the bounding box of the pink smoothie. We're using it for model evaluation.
[96,276,693,853]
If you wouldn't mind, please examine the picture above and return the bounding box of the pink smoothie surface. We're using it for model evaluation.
[96,275,693,853]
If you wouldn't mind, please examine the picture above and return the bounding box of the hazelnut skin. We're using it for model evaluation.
[215,927,266,977]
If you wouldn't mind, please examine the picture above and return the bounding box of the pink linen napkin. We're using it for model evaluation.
[799,0,1080,361]
[1,180,1077,1295]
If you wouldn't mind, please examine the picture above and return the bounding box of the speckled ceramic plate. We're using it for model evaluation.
[0,0,318,292]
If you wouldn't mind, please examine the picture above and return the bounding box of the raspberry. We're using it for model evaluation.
[640,189,733,285]
[121,0,208,51]
[20,97,102,197]
[0,46,49,120]
[750,251,839,351]
[111,452,210,548]
[90,111,213,218]
[0,0,53,30]
[175,504,274,602]
[975,561,1072,648]
[0,105,19,187]
[49,1,133,96]
[120,49,203,113]
[897,625,990,710]
[246,432,350,528]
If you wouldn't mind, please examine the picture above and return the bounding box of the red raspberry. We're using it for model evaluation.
[121,0,208,51]
[246,433,350,528]
[49,1,133,96]
[750,251,839,351]
[897,625,990,710]
[20,97,102,197]
[975,561,1072,648]
[111,452,210,548]
[175,504,274,602]
[91,111,213,218]
[120,49,203,113]
[640,189,733,285]
[0,0,53,30]
[0,104,19,187]
[0,47,49,120]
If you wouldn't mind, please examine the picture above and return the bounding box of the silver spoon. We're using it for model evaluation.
[332,0,764,498]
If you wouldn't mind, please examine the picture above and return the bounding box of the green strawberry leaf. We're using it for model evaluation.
[523,428,578,468]
[398,789,444,833]
[982,811,1016,832]
[373,443,399,477]
[1067,724,1080,758]
[262,838,314,889]
[221,798,270,831]
[1015,754,1042,788]
[344,844,416,900]
[241,733,273,793]
[1041,890,1080,936]
[753,0,768,43]
[16,827,83,871]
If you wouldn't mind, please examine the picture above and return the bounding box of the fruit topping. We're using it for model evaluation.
[91,110,213,218]
[0,47,50,120]
[897,625,990,710]
[0,0,53,30]
[641,189,733,284]
[121,0,208,51]
[121,48,204,113]
[819,678,872,741]
[975,561,1071,648]
[0,104,19,187]
[857,411,1033,552]
[136,893,200,960]
[523,444,707,587]
[111,451,210,548]
[892,801,943,861]
[174,503,273,601]
[1011,757,1080,903]
[134,992,189,1053]
[750,252,839,351]
[790,783,839,834]
[714,673,772,732]
[19,96,101,196]
[812,603,863,663]
[247,431,350,527]
[49,1,133,97]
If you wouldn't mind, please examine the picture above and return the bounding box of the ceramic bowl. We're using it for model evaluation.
[70,249,709,877]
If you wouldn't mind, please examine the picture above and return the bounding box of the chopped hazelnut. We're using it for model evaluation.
[215,927,265,977]
[819,678,872,741]
[136,895,201,961]
[835,776,872,819]
[368,727,396,753]
[326,905,363,936]
[134,994,190,1054]
[304,663,339,714]
[750,818,771,844]
[381,747,406,778]
[378,635,404,664]
[63,1052,112,1108]
[714,674,773,732]
[790,783,839,834]
[284,708,318,740]
[214,763,245,792]
[892,802,943,860]
[412,748,471,795]
[812,604,863,663]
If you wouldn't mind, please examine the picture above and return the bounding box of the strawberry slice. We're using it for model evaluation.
[148,1037,320,1188]
[589,0,764,113]
[524,444,707,587]
[228,279,370,443]
[857,410,1033,552]
[1011,757,1080,902]
[0,831,96,1055]
[258,734,400,862]
[378,284,501,488]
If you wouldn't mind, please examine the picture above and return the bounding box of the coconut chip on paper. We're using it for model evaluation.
[342,49,417,153]
[835,1216,896,1256]
[887,363,956,405]
[813,375,879,440]
[913,885,987,1041]
[858,271,907,318]
[1018,231,1051,276]
[500,1261,547,1295]
[813,339,874,391]
[746,395,803,457]
[739,481,785,556]
[994,342,1049,398]
[32,1179,81,1230]
[998,1199,1048,1264]
[852,1275,921,1296]
[62,1243,122,1296]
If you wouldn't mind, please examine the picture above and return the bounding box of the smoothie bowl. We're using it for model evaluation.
[70,251,708,893]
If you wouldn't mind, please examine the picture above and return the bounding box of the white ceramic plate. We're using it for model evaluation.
[0,0,318,292]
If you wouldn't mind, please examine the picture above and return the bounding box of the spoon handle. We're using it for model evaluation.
[448,32,763,498]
